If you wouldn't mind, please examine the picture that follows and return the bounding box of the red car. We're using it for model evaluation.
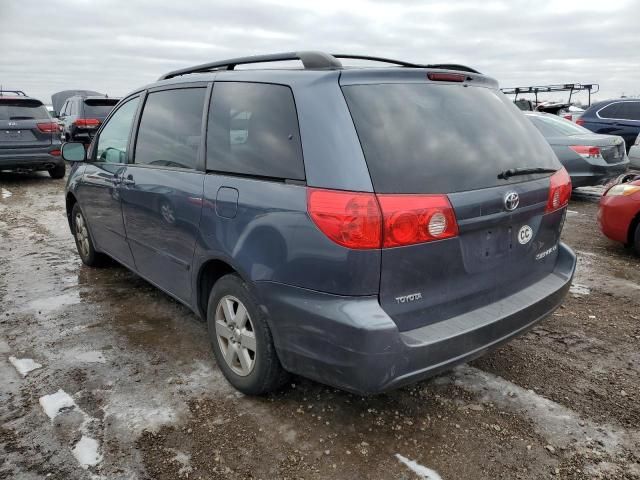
[598,175,640,254]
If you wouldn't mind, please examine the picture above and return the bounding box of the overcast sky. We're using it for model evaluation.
[1,0,638,106]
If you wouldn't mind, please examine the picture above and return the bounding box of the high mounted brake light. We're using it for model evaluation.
[427,72,465,82]
[307,188,459,249]
[545,168,572,213]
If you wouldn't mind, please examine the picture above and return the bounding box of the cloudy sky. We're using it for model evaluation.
[1,0,638,106]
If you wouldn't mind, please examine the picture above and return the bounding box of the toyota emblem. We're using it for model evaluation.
[504,191,519,211]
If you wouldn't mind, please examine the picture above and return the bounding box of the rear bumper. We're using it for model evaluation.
[0,150,63,171]
[570,160,629,188]
[258,242,576,395]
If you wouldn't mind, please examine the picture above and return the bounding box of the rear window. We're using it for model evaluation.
[342,84,559,193]
[527,114,592,137]
[83,98,119,117]
[0,99,50,120]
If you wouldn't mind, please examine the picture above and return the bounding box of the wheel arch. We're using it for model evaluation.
[627,209,640,246]
[65,192,78,230]
[197,257,246,320]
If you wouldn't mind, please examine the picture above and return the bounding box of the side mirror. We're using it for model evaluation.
[62,142,86,162]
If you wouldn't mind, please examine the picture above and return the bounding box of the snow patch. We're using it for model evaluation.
[1,188,12,199]
[452,366,627,454]
[29,291,80,314]
[74,350,106,364]
[167,448,193,476]
[570,283,590,296]
[72,436,103,468]
[39,389,77,419]
[8,356,42,376]
[396,454,442,480]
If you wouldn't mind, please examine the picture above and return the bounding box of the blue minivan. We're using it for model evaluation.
[62,52,576,395]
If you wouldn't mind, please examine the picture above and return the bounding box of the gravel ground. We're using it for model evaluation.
[1,171,639,479]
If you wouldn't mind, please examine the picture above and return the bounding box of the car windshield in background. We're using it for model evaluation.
[528,114,592,137]
[342,84,558,194]
[0,100,50,120]
[83,99,119,117]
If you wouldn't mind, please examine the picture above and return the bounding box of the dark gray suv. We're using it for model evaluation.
[0,91,64,178]
[62,52,576,395]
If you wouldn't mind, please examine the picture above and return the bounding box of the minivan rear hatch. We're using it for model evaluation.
[341,71,567,331]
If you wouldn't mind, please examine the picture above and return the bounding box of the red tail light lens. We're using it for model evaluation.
[307,189,459,249]
[563,114,572,120]
[74,118,101,128]
[569,145,601,158]
[49,149,61,156]
[307,189,381,249]
[575,119,585,126]
[378,195,458,247]
[427,72,465,82]
[37,122,59,133]
[546,168,572,213]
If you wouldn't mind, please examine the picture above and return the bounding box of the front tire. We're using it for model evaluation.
[49,163,65,179]
[71,203,108,267]
[207,274,288,395]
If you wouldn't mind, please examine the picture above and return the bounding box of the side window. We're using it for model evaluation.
[618,102,640,121]
[134,88,206,170]
[61,102,68,116]
[206,82,304,180]
[95,97,140,164]
[69,100,77,116]
[599,103,623,119]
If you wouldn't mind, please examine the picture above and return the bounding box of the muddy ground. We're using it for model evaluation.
[1,171,639,480]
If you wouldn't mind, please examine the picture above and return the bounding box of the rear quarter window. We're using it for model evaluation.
[206,82,304,180]
[342,83,559,193]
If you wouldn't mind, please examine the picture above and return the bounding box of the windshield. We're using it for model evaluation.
[0,100,50,120]
[342,83,559,194]
[527,114,592,137]
[83,99,119,117]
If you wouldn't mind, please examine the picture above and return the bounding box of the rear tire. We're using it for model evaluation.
[49,163,65,179]
[71,203,108,267]
[207,274,288,395]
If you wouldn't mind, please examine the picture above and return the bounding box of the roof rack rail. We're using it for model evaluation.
[501,83,599,105]
[332,54,480,74]
[159,51,342,80]
[159,51,482,80]
[0,88,27,97]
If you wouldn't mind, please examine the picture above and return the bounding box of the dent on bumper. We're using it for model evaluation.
[257,242,576,395]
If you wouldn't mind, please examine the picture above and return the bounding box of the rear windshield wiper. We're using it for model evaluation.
[498,167,557,180]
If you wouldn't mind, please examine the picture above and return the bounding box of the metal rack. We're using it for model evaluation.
[159,51,479,80]
[501,83,599,106]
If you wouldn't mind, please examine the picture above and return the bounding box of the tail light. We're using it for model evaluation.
[307,189,381,249]
[575,119,585,126]
[569,145,602,158]
[49,149,61,156]
[37,122,59,133]
[307,188,459,249]
[377,195,458,247]
[74,118,101,128]
[563,114,572,121]
[546,168,572,213]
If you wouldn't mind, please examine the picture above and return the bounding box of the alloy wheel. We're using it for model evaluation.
[215,295,257,376]
[74,212,90,259]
